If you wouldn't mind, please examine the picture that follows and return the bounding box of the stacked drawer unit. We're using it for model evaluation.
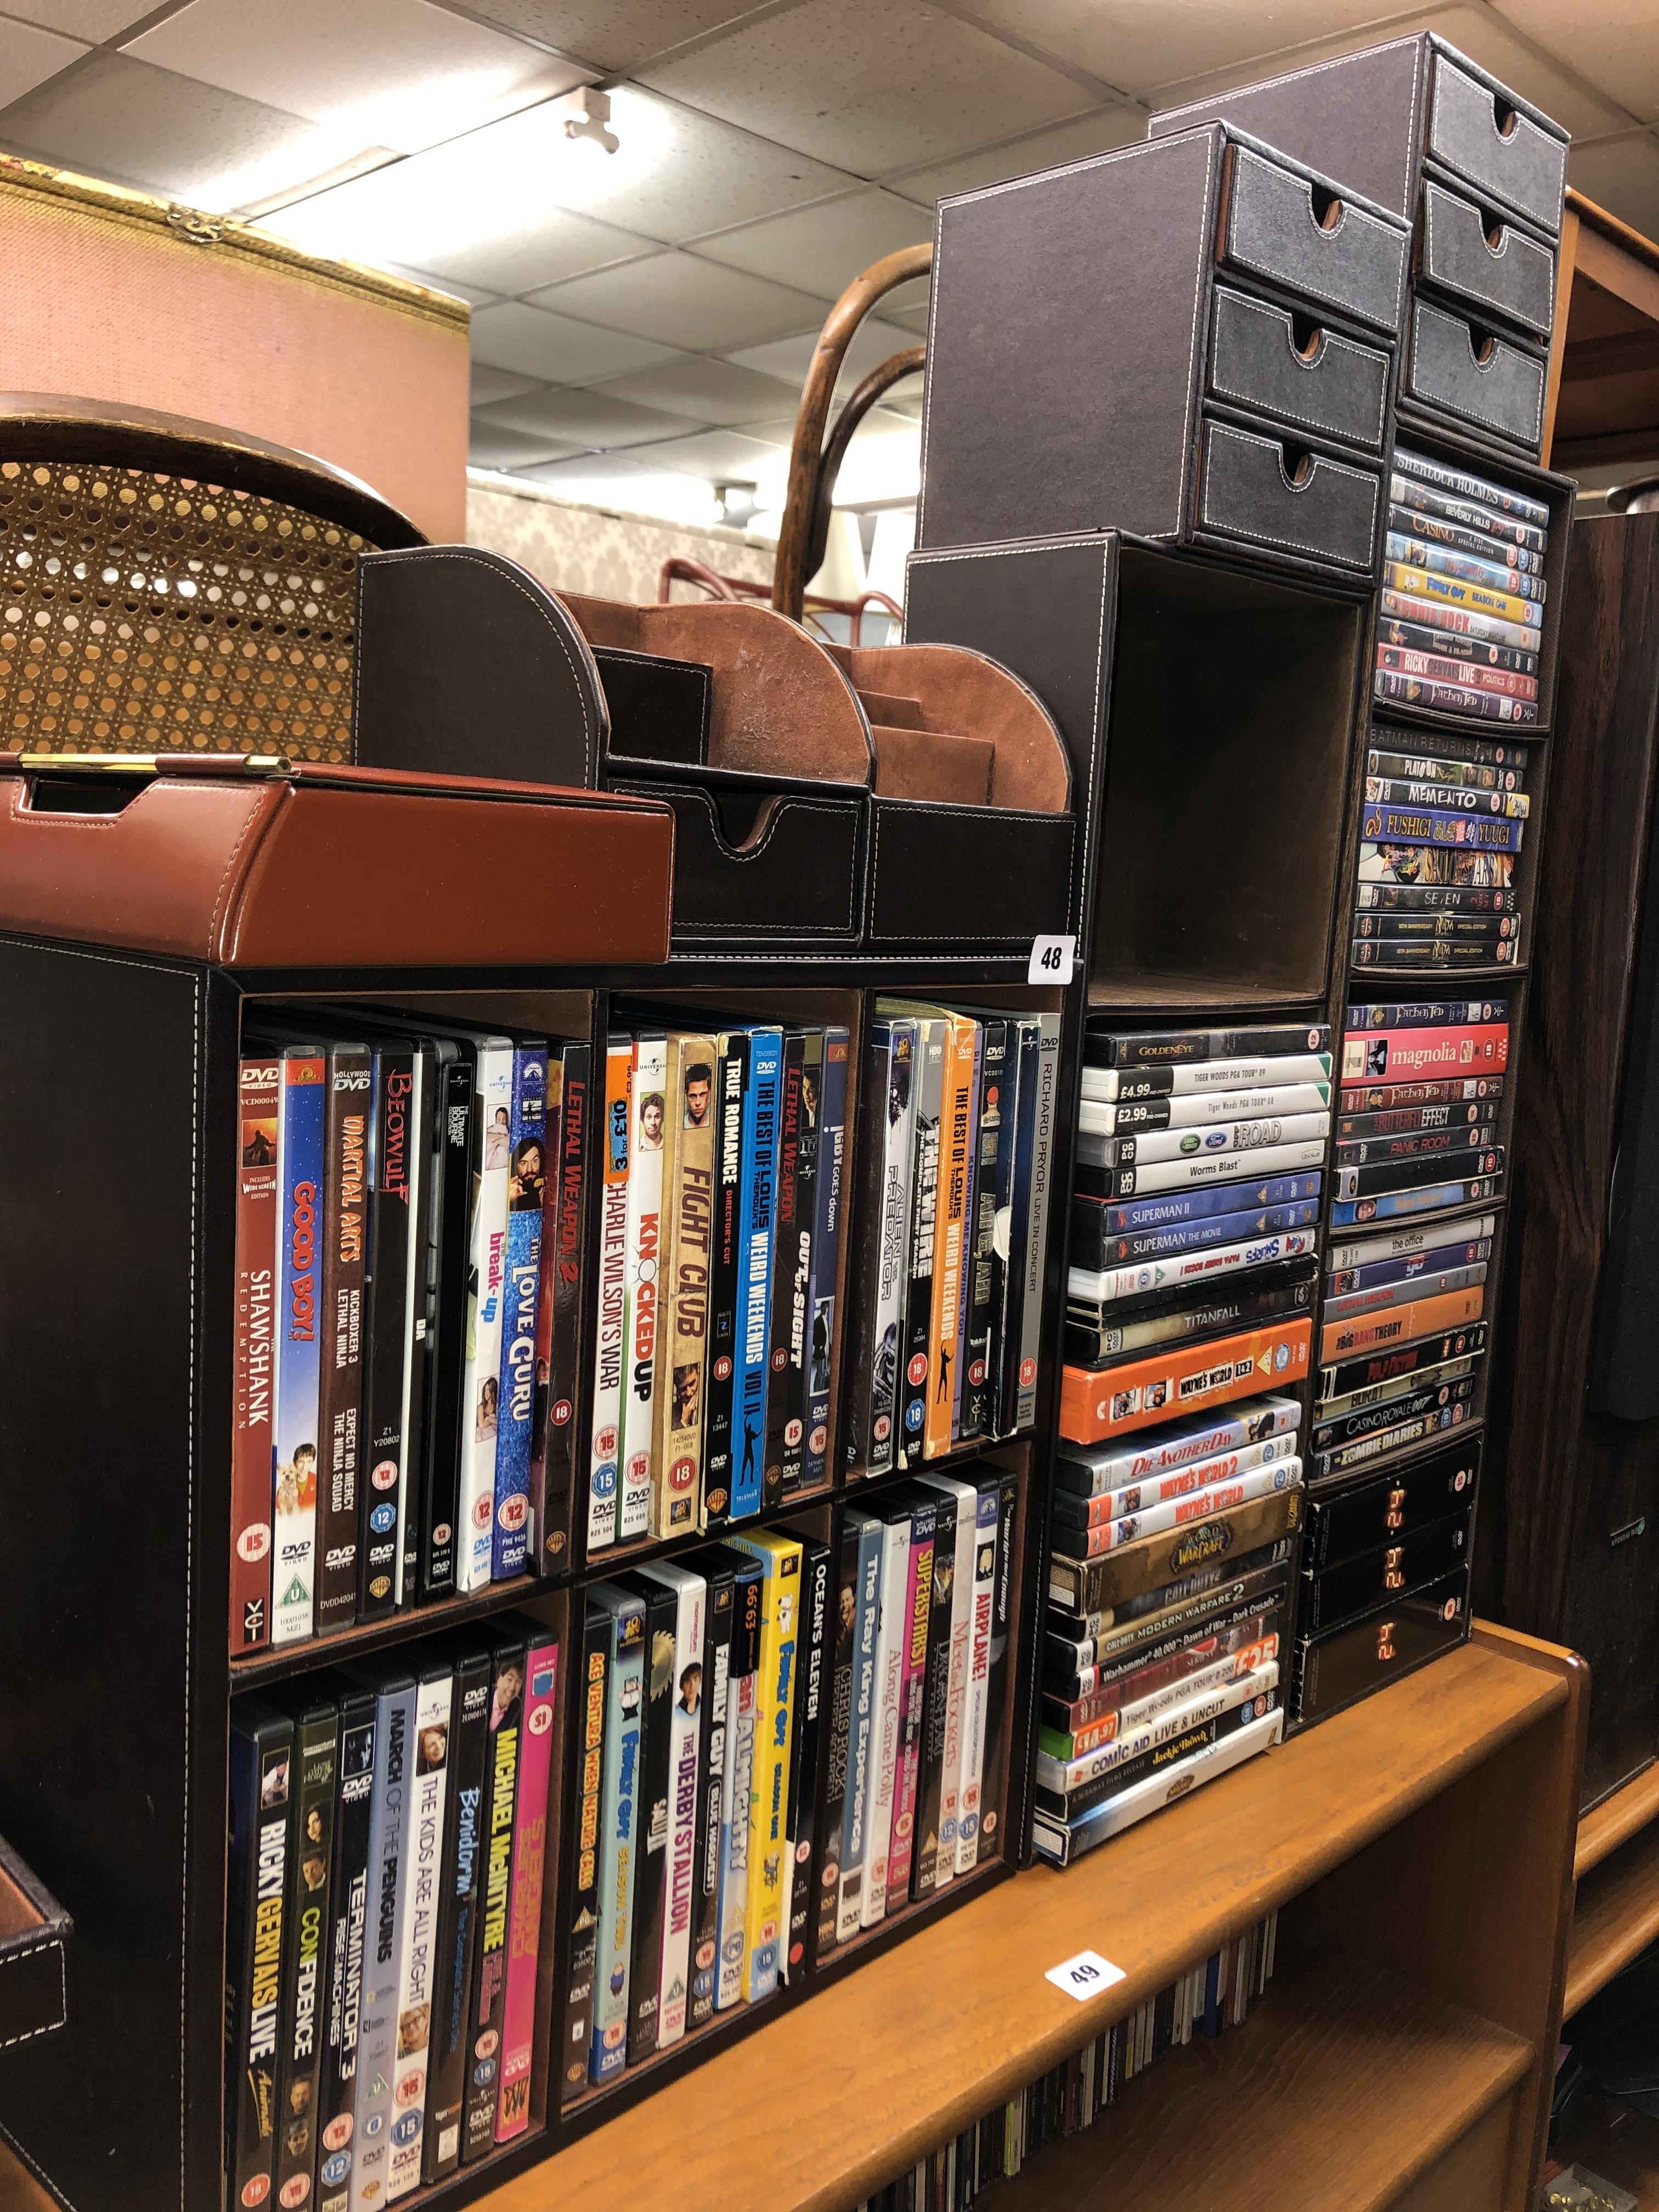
[1153,34,1569,461]
[916,122,1410,582]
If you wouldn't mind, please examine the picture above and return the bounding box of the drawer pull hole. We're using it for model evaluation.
[1279,444,1314,489]
[1310,183,1344,232]
[1482,213,1507,252]
[1290,312,1325,361]
[1469,324,1498,367]
[1493,95,1519,140]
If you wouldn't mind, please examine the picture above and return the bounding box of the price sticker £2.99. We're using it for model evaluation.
[1044,1949,1126,2002]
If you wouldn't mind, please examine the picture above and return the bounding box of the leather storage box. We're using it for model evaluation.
[1151,33,1568,240]
[1418,178,1556,345]
[561,594,1076,958]
[0,1834,71,2056]
[917,124,1406,583]
[1401,296,1548,455]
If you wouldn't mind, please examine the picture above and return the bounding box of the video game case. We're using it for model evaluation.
[227,1699,295,2210]
[458,1039,515,1588]
[1054,1432,1300,1528]
[491,1045,547,1581]
[558,1607,608,2107]
[702,1029,751,1530]
[1079,1137,1328,1201]
[1301,1438,1480,1570]
[715,1554,763,2010]
[861,1500,915,1928]
[272,1045,326,1647]
[803,1027,850,1488]
[1085,1023,1331,1070]
[733,1027,783,1520]
[642,1564,705,2050]
[1393,445,1551,526]
[343,1659,416,2203]
[623,1571,676,2063]
[1080,1107,1331,1173]
[1387,467,1548,551]
[687,1552,735,2027]
[538,1041,589,1571]
[1048,1485,1304,1616]
[496,1636,559,2142]
[887,1491,939,1905]
[232,1056,281,1654]
[653,1034,717,1538]
[783,1536,831,1982]
[1378,582,1541,652]
[954,1478,1001,1876]
[460,1635,525,2160]
[315,1685,375,2212]
[836,1511,884,1942]
[1299,1510,1472,1636]
[273,1699,337,2209]
[815,1520,860,1962]
[1048,1554,1293,1681]
[385,1660,453,2202]
[1375,669,1539,724]
[974,1471,1020,1867]
[586,1584,646,2082]
[781,1030,822,1493]
[1385,529,1547,603]
[1387,501,1543,575]
[620,1030,667,1544]
[421,1049,473,1603]
[1293,1567,1470,1724]
[732,1530,803,2001]
[426,1647,491,2181]
[911,1486,960,1899]
[763,1031,808,1511]
[1085,1080,1329,1137]
[587,1037,633,1556]
[1085,1052,1331,1104]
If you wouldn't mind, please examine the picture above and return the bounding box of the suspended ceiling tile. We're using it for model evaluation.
[584,353,804,424]
[453,0,787,77]
[528,249,827,351]
[0,47,360,207]
[470,364,545,407]
[641,0,1090,174]
[468,420,589,469]
[724,315,917,387]
[263,154,658,296]
[1150,7,1629,142]
[9,0,154,36]
[691,186,933,296]
[1496,0,1659,127]
[1569,128,1659,239]
[885,101,1145,203]
[0,16,84,103]
[470,299,687,380]
[622,425,795,477]
[476,383,698,448]
[125,0,584,154]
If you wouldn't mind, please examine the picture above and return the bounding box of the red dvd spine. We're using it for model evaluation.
[496,1637,559,2142]
[230,1056,281,1653]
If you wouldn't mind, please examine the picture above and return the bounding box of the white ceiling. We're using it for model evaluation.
[1,0,1657,523]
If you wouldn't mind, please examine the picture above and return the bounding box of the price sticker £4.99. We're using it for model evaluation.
[1045,1949,1126,2002]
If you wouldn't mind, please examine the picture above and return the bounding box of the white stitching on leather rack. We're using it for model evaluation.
[0,2117,82,2210]
[1227,148,1408,332]
[1198,423,1380,566]
[870,799,1074,941]
[352,548,596,785]
[614,785,860,936]
[1410,302,1544,443]
[916,193,947,543]
[1209,294,1387,445]
[1422,182,1555,334]
[0,1938,67,2051]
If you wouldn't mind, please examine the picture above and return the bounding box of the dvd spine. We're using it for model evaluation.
[733,1533,802,2001]
[276,1704,338,2209]
[656,1034,716,1537]
[764,1032,807,1509]
[386,1666,453,2202]
[929,1477,979,1888]
[398,1046,436,1612]
[626,1575,677,2062]
[492,1045,547,1580]
[783,1537,830,1980]
[420,1052,472,1603]
[586,1039,633,1555]
[273,1047,326,1647]
[887,1497,938,1900]
[360,1045,415,1620]
[227,1705,294,2209]
[951,1022,984,1445]
[456,1043,514,1592]
[911,1489,958,1898]
[781,1030,821,1494]
[975,1473,1020,1861]
[232,1057,281,1653]
[928,1020,974,1460]
[701,1032,749,1529]
[816,1520,860,1961]
[687,1560,732,2031]
[426,1651,489,2182]
[462,1640,526,2157]
[715,1560,763,2011]
[1015,1018,1062,1430]
[317,1691,374,2212]
[652,1570,706,2047]
[314,1047,370,1634]
[349,1671,415,2203]
[620,1032,667,1542]
[496,1637,558,2141]
[538,1040,590,1570]
[861,1509,912,1927]
[837,1514,883,1939]
[899,1017,946,1465]
[804,1027,849,1487]
[560,1607,607,2105]
[964,1020,1007,1441]
[732,1028,783,1519]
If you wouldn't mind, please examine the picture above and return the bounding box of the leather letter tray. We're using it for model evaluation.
[563,592,1076,956]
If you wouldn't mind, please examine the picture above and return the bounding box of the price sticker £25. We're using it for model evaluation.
[1027,933,1076,986]
[1045,1949,1126,2002]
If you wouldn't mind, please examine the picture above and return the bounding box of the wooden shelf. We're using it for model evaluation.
[228,1573,548,1688]
[991,1955,1533,2212]
[1578,1761,1659,1879]
[425,1635,1567,2212]
[1567,1814,1659,2017]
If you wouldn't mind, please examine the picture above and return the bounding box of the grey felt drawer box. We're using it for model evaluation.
[1222,143,1409,336]
[1426,50,1567,237]
[1209,286,1391,453]
[1195,417,1383,572]
[1419,178,1555,340]
[1403,297,1547,453]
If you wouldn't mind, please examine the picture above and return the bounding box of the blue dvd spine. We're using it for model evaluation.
[732,1027,782,1520]
[589,1584,647,2083]
[1101,1172,1324,1236]
[803,1027,849,1488]
[273,1047,326,1647]
[492,1043,547,1580]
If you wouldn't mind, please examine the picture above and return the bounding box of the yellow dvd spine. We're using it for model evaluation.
[731,1530,802,2002]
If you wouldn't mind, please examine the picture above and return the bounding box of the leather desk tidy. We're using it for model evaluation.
[0,752,674,970]
[560,590,1075,955]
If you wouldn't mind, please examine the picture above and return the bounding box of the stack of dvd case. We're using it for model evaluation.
[224,1620,560,2208]
[1376,447,1551,727]
[843,1002,1060,1477]
[850,1914,1278,2210]
[558,1468,1022,2107]
[1354,728,1530,973]
[231,1023,591,1658]
[583,1017,850,1556]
